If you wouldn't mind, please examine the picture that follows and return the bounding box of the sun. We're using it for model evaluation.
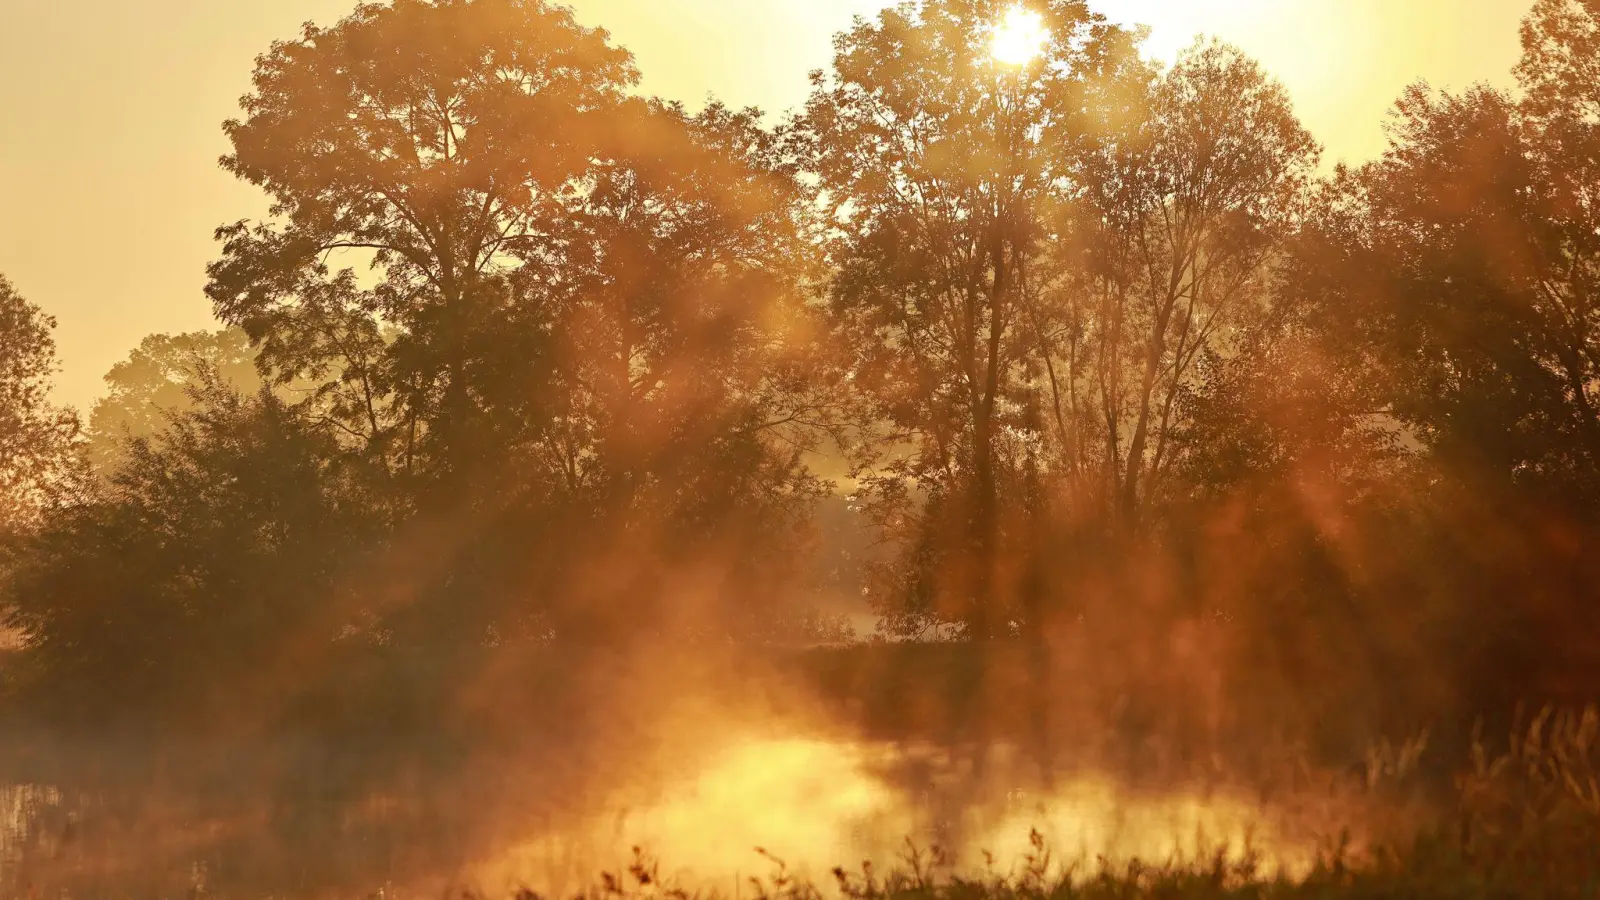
[990,5,1048,66]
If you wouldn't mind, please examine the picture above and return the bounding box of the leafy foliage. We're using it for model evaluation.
[4,382,378,725]
[2,2,1600,895]
[0,276,80,534]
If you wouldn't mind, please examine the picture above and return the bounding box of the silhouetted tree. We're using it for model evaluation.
[1513,0,1600,496]
[1309,86,1600,505]
[1230,12,1600,713]
[0,275,79,535]
[207,0,637,488]
[1045,40,1318,519]
[807,4,1317,638]
[4,381,379,727]
[804,0,1142,638]
[405,99,842,646]
[208,0,839,651]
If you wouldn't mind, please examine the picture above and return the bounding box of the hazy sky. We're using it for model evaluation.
[0,0,1531,411]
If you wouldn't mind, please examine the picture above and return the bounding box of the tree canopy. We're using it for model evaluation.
[0,277,79,535]
[1,0,1599,790]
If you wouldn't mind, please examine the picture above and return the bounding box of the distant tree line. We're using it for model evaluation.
[0,0,1598,743]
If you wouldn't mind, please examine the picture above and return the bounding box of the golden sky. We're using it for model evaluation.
[0,0,1530,411]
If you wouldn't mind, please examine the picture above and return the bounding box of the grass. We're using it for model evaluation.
[516,834,1596,900]
[541,828,1598,900]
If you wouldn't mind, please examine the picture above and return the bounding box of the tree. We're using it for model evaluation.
[1044,40,1318,520]
[85,328,264,470]
[1315,85,1600,503]
[406,100,843,646]
[1512,0,1600,493]
[531,102,831,523]
[208,0,839,648]
[806,4,1315,637]
[4,381,377,726]
[1248,8,1600,711]
[804,0,1142,638]
[207,0,638,489]
[1295,0,1600,505]
[1518,0,1600,135]
[0,276,79,534]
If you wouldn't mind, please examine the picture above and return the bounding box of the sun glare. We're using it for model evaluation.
[991,5,1048,66]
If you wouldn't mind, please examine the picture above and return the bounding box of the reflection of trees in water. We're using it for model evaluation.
[0,780,418,898]
[0,784,63,894]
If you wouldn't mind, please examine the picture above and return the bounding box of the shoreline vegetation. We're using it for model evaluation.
[2,703,1598,898]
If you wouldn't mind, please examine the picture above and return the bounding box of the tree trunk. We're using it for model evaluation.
[970,241,1010,640]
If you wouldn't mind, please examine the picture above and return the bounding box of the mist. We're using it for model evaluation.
[2,0,1600,897]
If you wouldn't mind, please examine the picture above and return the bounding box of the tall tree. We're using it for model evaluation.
[535,102,831,525]
[1518,0,1600,133]
[426,100,842,645]
[1044,40,1318,519]
[208,0,837,648]
[1298,0,1600,502]
[1249,8,1600,708]
[206,0,637,489]
[805,0,1141,638]
[1513,0,1600,483]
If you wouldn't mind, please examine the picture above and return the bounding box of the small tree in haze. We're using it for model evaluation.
[85,328,264,471]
